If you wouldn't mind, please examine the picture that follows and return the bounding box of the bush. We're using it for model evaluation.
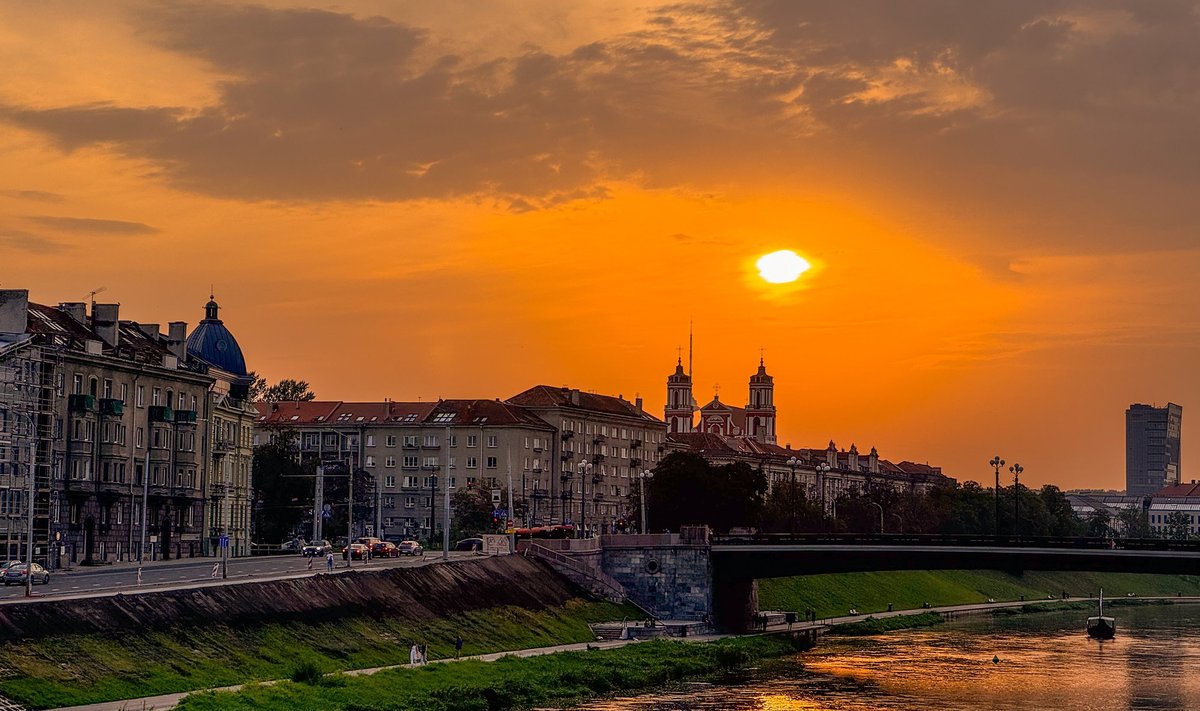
[714,645,750,670]
[290,660,324,685]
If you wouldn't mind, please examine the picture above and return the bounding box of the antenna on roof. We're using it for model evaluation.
[84,286,107,304]
[688,319,694,378]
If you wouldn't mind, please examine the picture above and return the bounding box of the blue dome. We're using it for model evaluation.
[185,297,248,376]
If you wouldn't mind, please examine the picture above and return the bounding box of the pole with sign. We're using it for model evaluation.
[220,533,229,579]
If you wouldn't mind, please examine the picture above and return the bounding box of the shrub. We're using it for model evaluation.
[289,660,323,685]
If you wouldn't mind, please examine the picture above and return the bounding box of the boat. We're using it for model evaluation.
[1087,588,1116,640]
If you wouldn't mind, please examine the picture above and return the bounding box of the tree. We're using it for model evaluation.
[251,428,314,543]
[644,453,766,533]
[452,485,499,538]
[1085,510,1115,539]
[1162,511,1193,541]
[259,378,316,403]
[759,481,827,533]
[1116,506,1152,539]
[246,371,268,401]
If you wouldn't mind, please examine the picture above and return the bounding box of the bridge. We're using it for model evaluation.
[533,532,1200,633]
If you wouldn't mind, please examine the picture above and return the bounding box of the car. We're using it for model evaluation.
[453,538,483,552]
[4,563,49,586]
[0,560,22,574]
[397,540,424,556]
[302,540,333,557]
[342,542,369,560]
[370,541,398,558]
[280,538,305,553]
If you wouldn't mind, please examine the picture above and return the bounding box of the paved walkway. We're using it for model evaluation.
[50,595,1200,711]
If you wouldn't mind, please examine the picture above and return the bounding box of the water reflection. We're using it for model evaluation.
[571,605,1200,710]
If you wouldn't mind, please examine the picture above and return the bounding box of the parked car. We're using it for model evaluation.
[0,560,22,574]
[4,563,49,586]
[371,541,398,558]
[453,538,483,552]
[342,542,370,560]
[302,540,332,557]
[280,538,305,553]
[397,540,424,556]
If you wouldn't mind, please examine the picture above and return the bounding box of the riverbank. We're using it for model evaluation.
[758,569,1200,618]
[174,635,810,711]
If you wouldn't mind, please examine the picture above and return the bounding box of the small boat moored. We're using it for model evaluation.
[1087,588,1116,640]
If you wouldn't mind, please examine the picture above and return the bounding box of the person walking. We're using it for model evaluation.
[409,643,420,666]
[454,633,463,659]
[326,551,335,572]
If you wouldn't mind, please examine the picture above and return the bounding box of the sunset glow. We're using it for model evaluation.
[2,2,1197,489]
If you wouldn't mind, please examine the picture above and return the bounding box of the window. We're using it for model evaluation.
[449,457,456,469]
[103,379,113,399]
[466,456,478,469]
[524,437,530,449]
[365,456,376,468]
[152,387,161,406]
[366,435,375,447]
[487,435,498,448]
[403,435,418,447]
[424,434,439,447]
[385,456,396,467]
[386,435,397,447]
[405,497,416,509]
[72,373,83,394]
[403,455,418,468]
[403,476,418,487]
[486,457,498,469]
[448,435,457,447]
[136,385,145,408]
[383,497,395,508]
[178,392,186,410]
[423,456,439,468]
[120,382,128,404]
[467,434,478,448]
[385,475,396,488]
[432,412,455,423]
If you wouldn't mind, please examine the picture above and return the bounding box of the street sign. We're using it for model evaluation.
[219,535,229,549]
[365,525,374,536]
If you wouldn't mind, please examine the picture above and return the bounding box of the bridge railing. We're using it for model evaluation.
[710,533,1200,552]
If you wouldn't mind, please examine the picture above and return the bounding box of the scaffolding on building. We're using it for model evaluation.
[0,337,59,566]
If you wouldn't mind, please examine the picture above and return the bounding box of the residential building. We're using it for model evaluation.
[0,288,254,566]
[506,385,668,535]
[1126,403,1183,497]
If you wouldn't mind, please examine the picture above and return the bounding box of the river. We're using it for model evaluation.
[572,604,1200,710]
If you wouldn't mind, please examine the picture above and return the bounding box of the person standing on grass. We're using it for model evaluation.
[455,633,463,659]
[410,643,420,666]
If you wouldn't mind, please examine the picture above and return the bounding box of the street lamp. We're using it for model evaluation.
[576,460,592,539]
[868,501,884,534]
[814,462,832,520]
[989,456,1005,538]
[786,457,799,534]
[10,411,37,598]
[639,469,651,534]
[1010,463,1023,542]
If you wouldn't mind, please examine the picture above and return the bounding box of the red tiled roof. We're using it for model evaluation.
[1152,482,1200,497]
[427,399,554,429]
[507,385,662,423]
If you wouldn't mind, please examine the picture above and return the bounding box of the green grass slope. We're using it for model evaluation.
[758,570,1200,619]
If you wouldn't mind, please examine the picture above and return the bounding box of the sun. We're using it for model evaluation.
[756,250,811,284]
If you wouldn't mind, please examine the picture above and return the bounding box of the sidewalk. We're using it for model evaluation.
[49,595,1200,711]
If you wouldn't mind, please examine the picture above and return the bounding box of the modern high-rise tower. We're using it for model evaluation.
[1125,402,1183,496]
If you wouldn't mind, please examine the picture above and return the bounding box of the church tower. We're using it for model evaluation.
[665,358,695,433]
[746,358,777,444]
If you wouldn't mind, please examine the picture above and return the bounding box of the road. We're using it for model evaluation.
[0,551,478,604]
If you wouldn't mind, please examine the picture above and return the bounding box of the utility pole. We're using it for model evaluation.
[346,449,353,568]
[313,464,324,542]
[506,452,515,554]
[139,447,150,568]
[24,415,37,598]
[442,426,451,560]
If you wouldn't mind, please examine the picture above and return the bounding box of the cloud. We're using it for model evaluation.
[0,229,63,253]
[27,216,159,235]
[0,189,65,203]
[0,1,1197,254]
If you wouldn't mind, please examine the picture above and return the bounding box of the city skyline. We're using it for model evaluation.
[4,2,1198,490]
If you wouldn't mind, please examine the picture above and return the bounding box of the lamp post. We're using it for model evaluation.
[577,460,592,539]
[868,501,884,534]
[786,456,799,534]
[989,456,1005,538]
[814,462,831,521]
[1010,463,1023,542]
[11,411,37,598]
[639,469,651,534]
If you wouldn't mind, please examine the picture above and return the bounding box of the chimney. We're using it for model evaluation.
[635,396,643,413]
[869,446,880,474]
[570,389,581,406]
[826,440,837,468]
[92,303,120,347]
[848,444,859,471]
[137,323,160,340]
[59,302,86,324]
[167,321,187,359]
[0,289,29,334]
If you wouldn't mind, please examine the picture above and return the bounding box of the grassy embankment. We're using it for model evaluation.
[176,636,809,711]
[759,570,1200,619]
[0,599,638,710]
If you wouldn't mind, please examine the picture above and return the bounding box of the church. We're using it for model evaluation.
[665,357,776,444]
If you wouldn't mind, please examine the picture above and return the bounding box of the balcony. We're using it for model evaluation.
[420,464,440,471]
[67,439,94,455]
[149,405,174,423]
[214,439,235,454]
[210,483,228,496]
[174,410,198,425]
[69,394,97,413]
[560,431,574,441]
[532,466,543,473]
[421,442,441,450]
[402,442,419,450]
[176,450,198,465]
[560,452,572,462]
[591,474,603,484]
[99,398,124,416]
[99,440,125,457]
[629,458,642,468]
[630,439,642,449]
[591,454,606,464]
[593,435,606,444]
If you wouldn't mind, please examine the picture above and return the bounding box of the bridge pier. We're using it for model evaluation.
[712,575,758,633]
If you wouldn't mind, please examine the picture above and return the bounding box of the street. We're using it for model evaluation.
[0,551,481,604]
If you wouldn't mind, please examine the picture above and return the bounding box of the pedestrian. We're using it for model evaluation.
[326,551,334,572]
[409,643,420,666]
[454,633,463,659]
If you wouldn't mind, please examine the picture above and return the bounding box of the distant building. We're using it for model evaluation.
[1126,403,1183,497]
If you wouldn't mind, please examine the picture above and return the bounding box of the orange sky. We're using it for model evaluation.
[3,1,1198,490]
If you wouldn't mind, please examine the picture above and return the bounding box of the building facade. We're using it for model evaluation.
[505,386,669,536]
[0,288,254,566]
[1126,403,1183,497]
